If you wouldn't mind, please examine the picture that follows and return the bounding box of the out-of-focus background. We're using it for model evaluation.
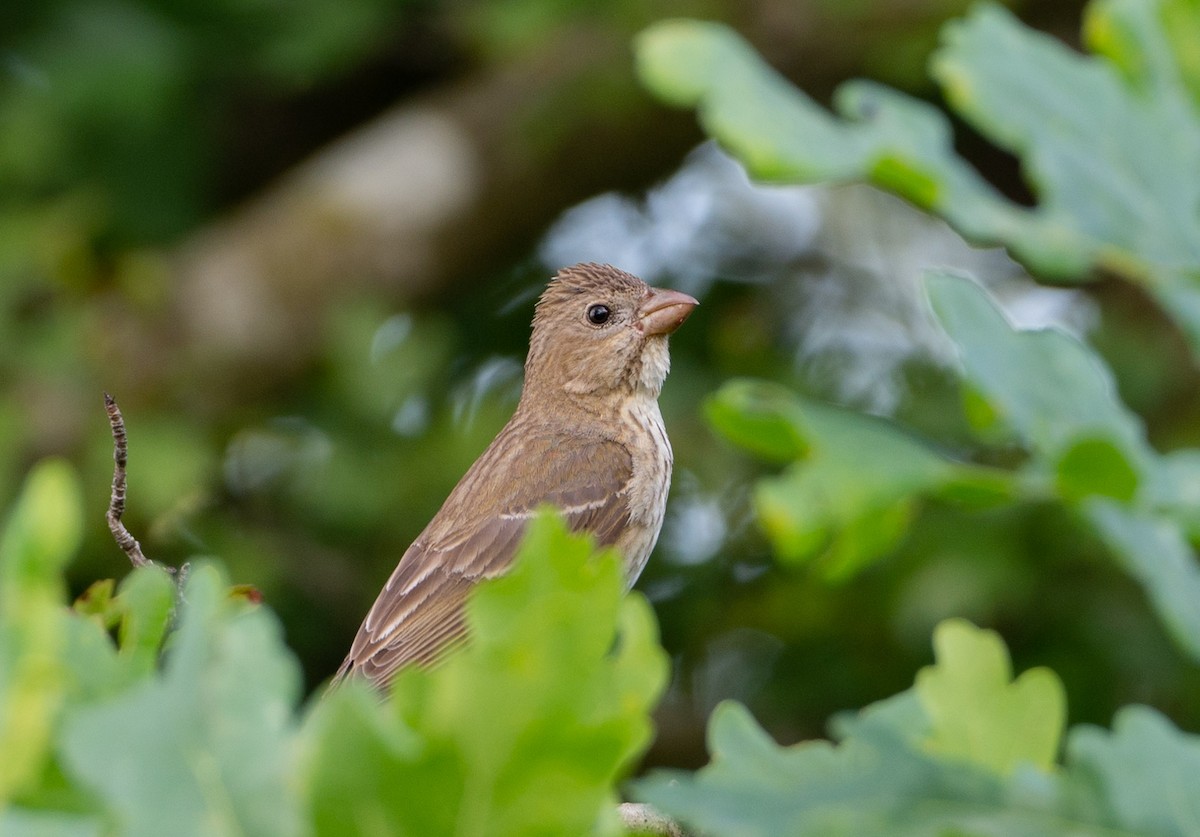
[8,0,1196,771]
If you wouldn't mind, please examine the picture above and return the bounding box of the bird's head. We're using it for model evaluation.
[524,263,698,401]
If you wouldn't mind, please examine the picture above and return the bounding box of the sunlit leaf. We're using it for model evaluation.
[915,619,1065,774]
[636,621,1107,837]
[302,512,669,837]
[0,459,82,803]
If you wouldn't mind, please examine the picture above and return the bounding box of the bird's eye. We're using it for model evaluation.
[586,304,611,325]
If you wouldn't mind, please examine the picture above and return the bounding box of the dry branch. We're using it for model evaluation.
[103,392,181,579]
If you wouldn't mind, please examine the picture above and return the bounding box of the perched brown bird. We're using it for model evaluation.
[334,263,697,689]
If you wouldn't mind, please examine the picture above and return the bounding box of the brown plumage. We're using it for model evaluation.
[334,263,697,689]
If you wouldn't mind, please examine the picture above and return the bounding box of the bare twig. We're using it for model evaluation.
[104,392,175,576]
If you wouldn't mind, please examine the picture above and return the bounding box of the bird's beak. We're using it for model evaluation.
[638,287,698,336]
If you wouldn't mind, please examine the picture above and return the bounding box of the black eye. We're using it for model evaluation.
[586,304,611,325]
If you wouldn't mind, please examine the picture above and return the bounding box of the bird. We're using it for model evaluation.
[333,263,697,690]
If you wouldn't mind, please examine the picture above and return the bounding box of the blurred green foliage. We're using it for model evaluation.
[630,0,1200,831]
[637,0,1200,347]
[4,0,1200,830]
[0,0,409,247]
[0,0,1027,730]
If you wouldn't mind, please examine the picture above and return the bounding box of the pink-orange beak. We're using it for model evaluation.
[638,287,698,336]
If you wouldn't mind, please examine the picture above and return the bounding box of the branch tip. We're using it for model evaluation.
[103,392,158,573]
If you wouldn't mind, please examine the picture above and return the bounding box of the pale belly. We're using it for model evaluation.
[616,395,673,584]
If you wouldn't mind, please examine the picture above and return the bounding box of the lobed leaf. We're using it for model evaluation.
[302,512,669,837]
[926,272,1152,476]
[915,619,1065,775]
[708,379,1012,578]
[929,274,1200,662]
[1067,705,1200,836]
[636,621,1111,837]
[636,4,1200,351]
[59,562,305,837]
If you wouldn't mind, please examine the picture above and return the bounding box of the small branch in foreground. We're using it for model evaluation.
[104,392,179,578]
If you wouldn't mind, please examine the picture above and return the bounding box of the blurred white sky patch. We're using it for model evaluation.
[540,142,1097,415]
[451,355,523,430]
[224,417,334,496]
[803,184,1096,412]
[663,489,728,567]
[539,143,821,295]
[2,52,50,88]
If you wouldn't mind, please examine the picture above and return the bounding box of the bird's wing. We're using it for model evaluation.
[336,425,634,688]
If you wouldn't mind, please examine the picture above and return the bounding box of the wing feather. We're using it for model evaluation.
[334,421,633,688]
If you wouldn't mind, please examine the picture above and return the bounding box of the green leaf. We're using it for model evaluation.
[635,698,1096,837]
[1068,705,1200,836]
[59,565,179,708]
[71,580,117,630]
[0,808,103,837]
[301,680,459,837]
[112,566,176,679]
[635,5,1200,350]
[915,619,1065,775]
[927,272,1151,472]
[0,459,83,803]
[926,274,1200,661]
[704,380,810,462]
[1054,436,1139,503]
[709,379,1012,578]
[634,622,1121,837]
[1085,501,1200,663]
[302,512,669,837]
[58,562,304,837]
[932,3,1200,285]
[1150,449,1200,536]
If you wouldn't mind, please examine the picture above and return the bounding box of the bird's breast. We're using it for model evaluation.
[616,395,673,582]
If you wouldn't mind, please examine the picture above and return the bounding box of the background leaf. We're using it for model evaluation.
[708,379,1013,577]
[1067,705,1200,836]
[637,620,1110,837]
[1084,501,1200,663]
[925,272,1152,475]
[636,5,1200,350]
[915,619,1065,774]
